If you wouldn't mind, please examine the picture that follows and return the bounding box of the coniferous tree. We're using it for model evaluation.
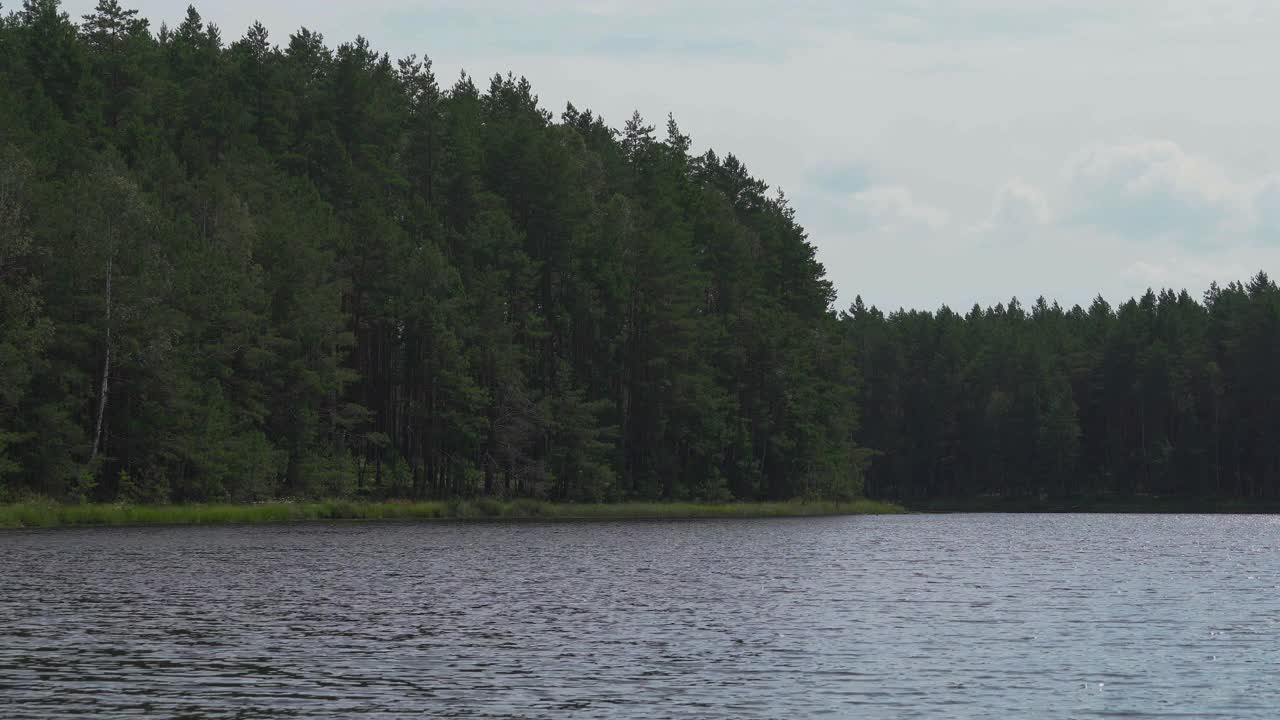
[3,2,1275,507]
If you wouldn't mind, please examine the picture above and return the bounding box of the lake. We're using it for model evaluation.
[2,514,1278,718]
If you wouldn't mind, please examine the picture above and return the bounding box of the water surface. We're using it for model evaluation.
[2,514,1278,718]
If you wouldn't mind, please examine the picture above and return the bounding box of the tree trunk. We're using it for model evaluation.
[88,252,113,473]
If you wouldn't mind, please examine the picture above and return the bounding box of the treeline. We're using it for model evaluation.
[847,279,1280,502]
[0,2,866,503]
[4,4,1277,510]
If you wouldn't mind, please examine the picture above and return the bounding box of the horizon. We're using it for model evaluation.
[56,0,1280,311]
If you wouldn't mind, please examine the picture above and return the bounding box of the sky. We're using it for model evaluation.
[61,0,1280,311]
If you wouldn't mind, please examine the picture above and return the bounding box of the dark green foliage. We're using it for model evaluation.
[0,146,52,486]
[847,279,1280,503]
[0,3,866,503]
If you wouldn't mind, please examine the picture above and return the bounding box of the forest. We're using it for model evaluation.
[0,1,864,505]
[848,283,1280,503]
[1,2,1278,507]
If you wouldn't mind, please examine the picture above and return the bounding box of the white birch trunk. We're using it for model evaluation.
[88,251,113,471]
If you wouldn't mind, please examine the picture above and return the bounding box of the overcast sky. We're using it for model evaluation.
[61,0,1280,311]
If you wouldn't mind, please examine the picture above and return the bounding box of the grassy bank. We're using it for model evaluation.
[905,495,1280,514]
[0,498,905,529]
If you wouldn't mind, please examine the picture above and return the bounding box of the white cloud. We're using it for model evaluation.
[958,178,1052,247]
[986,178,1051,229]
[846,186,949,233]
[1123,249,1280,292]
[1062,140,1280,243]
[1069,141,1231,201]
[1247,176,1280,242]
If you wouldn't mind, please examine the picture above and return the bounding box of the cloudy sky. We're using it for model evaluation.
[63,0,1280,311]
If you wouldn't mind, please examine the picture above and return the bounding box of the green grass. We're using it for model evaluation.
[0,498,905,529]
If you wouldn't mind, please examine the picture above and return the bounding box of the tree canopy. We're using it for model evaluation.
[846,280,1280,503]
[2,3,1276,508]
[0,2,865,503]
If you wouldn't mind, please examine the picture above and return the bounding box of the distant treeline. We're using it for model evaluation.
[2,4,1277,509]
[0,2,863,504]
[848,280,1280,503]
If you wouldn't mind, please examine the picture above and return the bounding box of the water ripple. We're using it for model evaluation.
[2,515,1278,718]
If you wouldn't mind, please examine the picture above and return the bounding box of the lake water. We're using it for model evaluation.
[2,514,1278,718]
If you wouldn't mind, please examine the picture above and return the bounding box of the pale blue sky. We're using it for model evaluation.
[62,0,1280,311]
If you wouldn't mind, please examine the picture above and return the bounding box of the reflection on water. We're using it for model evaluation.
[2,514,1279,718]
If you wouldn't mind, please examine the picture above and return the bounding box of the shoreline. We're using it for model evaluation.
[902,496,1280,514]
[0,499,906,530]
